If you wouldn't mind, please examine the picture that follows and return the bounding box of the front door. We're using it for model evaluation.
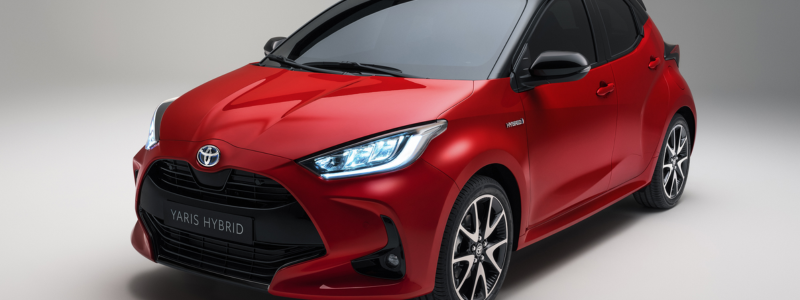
[517,0,619,225]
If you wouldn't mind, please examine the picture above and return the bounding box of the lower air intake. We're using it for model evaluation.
[141,211,325,285]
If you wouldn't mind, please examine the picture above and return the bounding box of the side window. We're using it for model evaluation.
[595,0,638,56]
[526,0,597,64]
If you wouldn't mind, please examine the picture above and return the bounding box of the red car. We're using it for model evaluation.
[131,0,695,299]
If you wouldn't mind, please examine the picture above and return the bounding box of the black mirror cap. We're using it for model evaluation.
[523,51,591,88]
[264,37,287,55]
[530,51,588,76]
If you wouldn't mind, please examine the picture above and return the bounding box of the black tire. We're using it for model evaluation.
[634,114,692,209]
[413,176,514,300]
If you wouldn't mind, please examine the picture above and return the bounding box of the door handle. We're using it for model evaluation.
[649,56,662,70]
[597,82,615,97]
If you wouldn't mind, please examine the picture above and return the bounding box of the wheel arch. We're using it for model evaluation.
[676,106,696,152]
[474,164,523,251]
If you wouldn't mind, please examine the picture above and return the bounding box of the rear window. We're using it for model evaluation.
[269,0,527,80]
[595,0,639,56]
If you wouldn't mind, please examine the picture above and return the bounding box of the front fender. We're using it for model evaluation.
[421,79,531,243]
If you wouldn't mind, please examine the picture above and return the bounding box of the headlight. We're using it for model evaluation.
[299,121,447,180]
[145,97,178,150]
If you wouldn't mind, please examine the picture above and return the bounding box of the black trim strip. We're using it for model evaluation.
[153,100,174,142]
[488,0,538,79]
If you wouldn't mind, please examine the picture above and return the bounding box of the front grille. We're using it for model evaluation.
[142,211,325,285]
[149,160,295,209]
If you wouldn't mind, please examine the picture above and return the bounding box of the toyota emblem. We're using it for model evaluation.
[197,145,221,168]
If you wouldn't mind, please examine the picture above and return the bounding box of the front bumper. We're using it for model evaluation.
[132,139,459,299]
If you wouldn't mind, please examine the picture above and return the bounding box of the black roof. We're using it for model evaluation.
[634,0,646,10]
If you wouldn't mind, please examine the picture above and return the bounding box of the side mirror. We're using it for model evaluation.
[526,51,590,87]
[264,37,287,55]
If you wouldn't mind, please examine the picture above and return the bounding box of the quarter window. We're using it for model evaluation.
[596,0,639,56]
[526,0,597,64]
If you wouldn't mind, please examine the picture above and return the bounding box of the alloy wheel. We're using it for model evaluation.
[662,124,690,199]
[451,195,509,300]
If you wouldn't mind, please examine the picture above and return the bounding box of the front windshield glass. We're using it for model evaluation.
[268,0,527,80]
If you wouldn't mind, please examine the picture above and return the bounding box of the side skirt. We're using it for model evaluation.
[518,156,658,248]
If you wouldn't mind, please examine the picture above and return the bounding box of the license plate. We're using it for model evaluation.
[164,201,254,244]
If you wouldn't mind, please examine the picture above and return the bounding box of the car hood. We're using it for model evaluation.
[160,64,474,159]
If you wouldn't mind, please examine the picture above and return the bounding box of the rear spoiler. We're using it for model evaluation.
[665,43,680,67]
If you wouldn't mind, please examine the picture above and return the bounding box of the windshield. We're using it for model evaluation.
[267,0,527,80]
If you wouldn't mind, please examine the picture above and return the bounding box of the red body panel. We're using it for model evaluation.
[517,19,697,248]
[608,21,672,188]
[426,79,532,233]
[520,64,619,225]
[131,220,154,262]
[160,65,474,159]
[131,17,696,300]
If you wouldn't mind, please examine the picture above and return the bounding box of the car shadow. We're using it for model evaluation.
[128,267,292,300]
[500,196,664,292]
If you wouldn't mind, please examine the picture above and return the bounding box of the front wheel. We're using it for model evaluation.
[418,176,514,300]
[634,114,693,209]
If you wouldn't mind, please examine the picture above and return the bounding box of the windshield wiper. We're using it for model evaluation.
[304,61,424,78]
[261,55,351,75]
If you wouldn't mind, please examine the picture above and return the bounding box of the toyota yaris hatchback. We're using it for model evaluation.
[131,0,696,299]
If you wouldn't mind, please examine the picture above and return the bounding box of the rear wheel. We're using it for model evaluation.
[416,176,514,300]
[634,114,692,209]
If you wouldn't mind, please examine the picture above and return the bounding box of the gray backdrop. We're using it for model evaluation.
[1,1,798,299]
